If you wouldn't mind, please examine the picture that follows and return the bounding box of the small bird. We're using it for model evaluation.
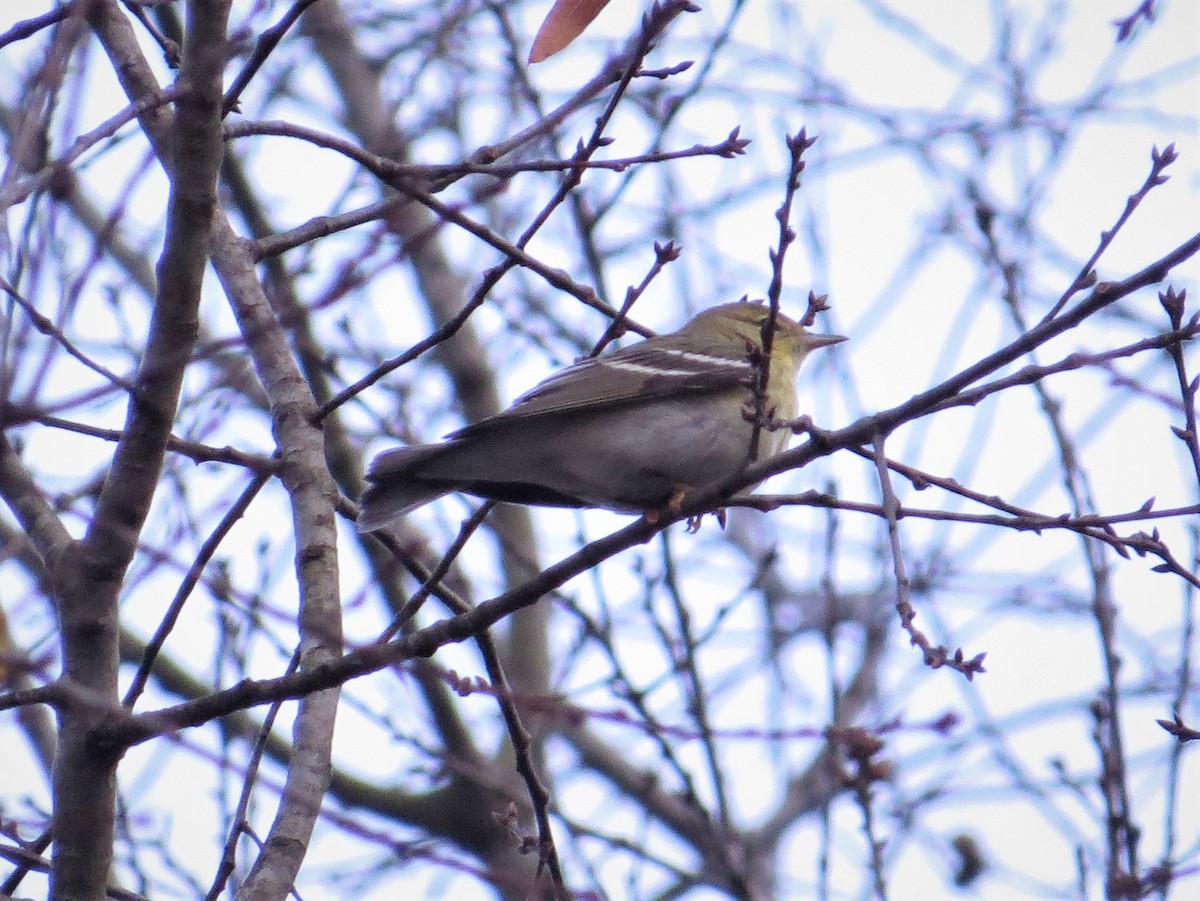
[357,301,844,531]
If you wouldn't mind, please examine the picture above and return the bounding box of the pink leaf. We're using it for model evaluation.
[529,0,613,63]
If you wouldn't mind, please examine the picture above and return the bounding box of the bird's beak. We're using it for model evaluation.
[807,333,847,348]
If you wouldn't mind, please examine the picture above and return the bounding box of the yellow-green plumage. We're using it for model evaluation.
[358,301,844,531]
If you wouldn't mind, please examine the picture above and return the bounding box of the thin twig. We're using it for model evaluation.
[872,433,985,678]
[1041,143,1178,322]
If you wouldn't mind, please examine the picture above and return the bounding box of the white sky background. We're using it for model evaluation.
[1,0,1199,899]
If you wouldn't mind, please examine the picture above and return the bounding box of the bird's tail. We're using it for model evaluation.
[356,446,450,532]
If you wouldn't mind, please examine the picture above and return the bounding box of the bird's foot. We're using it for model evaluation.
[686,508,727,533]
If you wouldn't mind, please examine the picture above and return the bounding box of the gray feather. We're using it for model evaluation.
[357,446,453,532]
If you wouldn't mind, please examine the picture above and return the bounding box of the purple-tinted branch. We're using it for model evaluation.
[748,131,817,464]
[1113,0,1157,42]
[1042,143,1178,322]
[222,0,322,116]
[0,3,74,50]
[588,240,681,355]
[871,435,986,678]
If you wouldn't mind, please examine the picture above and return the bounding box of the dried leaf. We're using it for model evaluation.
[529,0,613,63]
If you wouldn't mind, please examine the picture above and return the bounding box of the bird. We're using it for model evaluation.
[357,301,845,531]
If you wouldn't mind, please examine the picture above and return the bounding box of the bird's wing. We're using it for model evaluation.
[448,342,754,437]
